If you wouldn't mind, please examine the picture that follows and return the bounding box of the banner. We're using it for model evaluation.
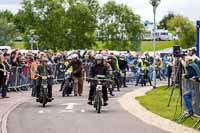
[196,21,200,57]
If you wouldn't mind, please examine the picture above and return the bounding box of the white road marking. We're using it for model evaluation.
[80,109,85,113]
[61,103,80,110]
[38,110,44,114]
[66,110,74,113]
[59,110,68,113]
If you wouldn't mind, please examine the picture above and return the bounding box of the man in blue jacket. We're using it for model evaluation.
[183,57,200,116]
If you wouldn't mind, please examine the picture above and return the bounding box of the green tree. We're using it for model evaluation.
[158,12,175,29]
[167,15,195,48]
[14,0,97,50]
[98,1,144,51]
[65,2,96,49]
[0,18,16,46]
[0,10,14,22]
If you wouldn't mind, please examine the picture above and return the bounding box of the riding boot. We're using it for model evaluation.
[149,80,152,86]
[109,88,114,96]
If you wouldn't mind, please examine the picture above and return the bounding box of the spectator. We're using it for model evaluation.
[188,48,200,61]
[183,57,200,116]
[0,55,9,98]
[155,57,166,80]
[3,53,11,92]
[167,54,173,87]
[31,57,39,97]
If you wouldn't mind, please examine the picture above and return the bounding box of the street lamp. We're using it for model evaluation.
[149,0,161,89]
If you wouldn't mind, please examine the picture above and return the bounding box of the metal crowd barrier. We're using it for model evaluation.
[182,78,200,116]
[4,63,66,92]
[8,66,31,91]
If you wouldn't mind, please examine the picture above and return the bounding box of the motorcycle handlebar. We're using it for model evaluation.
[86,77,112,82]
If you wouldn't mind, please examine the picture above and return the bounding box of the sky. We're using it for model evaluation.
[0,0,199,22]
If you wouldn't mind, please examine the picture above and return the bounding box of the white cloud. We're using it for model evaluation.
[100,0,200,22]
[0,4,21,14]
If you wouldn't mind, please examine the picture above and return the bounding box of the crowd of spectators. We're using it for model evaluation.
[0,47,200,111]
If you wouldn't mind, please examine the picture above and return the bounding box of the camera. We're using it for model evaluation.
[173,45,181,57]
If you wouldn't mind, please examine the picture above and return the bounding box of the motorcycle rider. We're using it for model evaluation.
[88,54,109,106]
[66,54,83,96]
[36,57,54,101]
[135,56,152,86]
[103,55,114,96]
[107,55,121,91]
[118,54,129,87]
[60,56,73,91]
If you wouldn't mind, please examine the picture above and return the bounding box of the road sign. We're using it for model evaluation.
[196,21,200,57]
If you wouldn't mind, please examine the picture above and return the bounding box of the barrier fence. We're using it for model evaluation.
[8,66,31,91]
[1,63,66,92]
[182,78,200,116]
[1,62,156,92]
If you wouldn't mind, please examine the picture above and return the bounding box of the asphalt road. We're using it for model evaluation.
[7,83,168,133]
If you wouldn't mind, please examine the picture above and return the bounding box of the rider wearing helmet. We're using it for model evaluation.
[118,54,129,87]
[107,55,121,91]
[36,57,54,100]
[135,55,152,86]
[66,54,83,96]
[60,56,73,91]
[88,54,109,106]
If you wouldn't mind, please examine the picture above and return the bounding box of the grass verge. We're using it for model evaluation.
[12,41,26,49]
[136,86,198,128]
[141,41,174,52]
[95,41,174,52]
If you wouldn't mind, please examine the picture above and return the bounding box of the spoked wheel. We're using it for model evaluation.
[62,83,67,97]
[42,90,47,108]
[42,96,46,108]
[96,95,102,113]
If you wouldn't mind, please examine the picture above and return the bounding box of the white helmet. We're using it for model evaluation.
[120,54,125,58]
[67,56,72,60]
[95,54,103,60]
[103,56,108,60]
[101,50,107,56]
[156,56,160,60]
[71,54,78,59]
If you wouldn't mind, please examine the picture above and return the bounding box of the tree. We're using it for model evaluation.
[0,10,14,22]
[0,18,16,46]
[158,12,175,29]
[14,0,97,50]
[14,0,144,51]
[167,15,195,48]
[98,1,144,51]
[65,2,96,49]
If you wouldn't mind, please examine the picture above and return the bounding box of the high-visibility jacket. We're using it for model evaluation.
[64,61,72,72]
[113,56,119,70]
[141,61,147,69]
